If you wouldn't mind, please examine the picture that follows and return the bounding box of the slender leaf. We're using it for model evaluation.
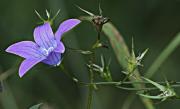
[103,23,130,68]
[139,94,162,99]
[145,33,180,78]
[0,82,19,109]
[29,103,43,109]
[142,77,166,91]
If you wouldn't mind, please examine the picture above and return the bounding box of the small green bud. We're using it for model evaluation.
[35,9,61,25]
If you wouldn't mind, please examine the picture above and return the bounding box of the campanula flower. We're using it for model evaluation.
[6,19,81,77]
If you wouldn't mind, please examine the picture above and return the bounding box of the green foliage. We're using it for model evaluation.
[102,22,130,68]
[29,103,43,109]
[145,33,180,78]
[138,77,177,102]
[102,22,155,109]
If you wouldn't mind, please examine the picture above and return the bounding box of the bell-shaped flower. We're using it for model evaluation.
[6,19,81,77]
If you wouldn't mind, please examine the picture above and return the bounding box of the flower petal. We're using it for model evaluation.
[55,19,81,40]
[19,58,43,77]
[54,41,65,53]
[42,52,62,66]
[6,41,43,59]
[34,23,57,49]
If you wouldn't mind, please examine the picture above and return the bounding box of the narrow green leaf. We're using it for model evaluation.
[103,23,130,68]
[51,9,61,22]
[142,77,166,91]
[29,103,43,109]
[145,33,180,78]
[34,10,44,21]
[76,5,94,16]
[46,9,50,19]
[138,94,162,99]
[137,49,149,61]
[0,82,19,109]
[98,1,103,16]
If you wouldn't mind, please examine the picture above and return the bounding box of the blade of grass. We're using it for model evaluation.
[102,23,130,68]
[145,33,180,78]
[0,82,19,109]
[80,16,155,109]
[29,103,43,109]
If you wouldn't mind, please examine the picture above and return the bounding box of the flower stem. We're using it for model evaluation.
[86,46,97,109]
[77,81,180,91]
[87,69,94,109]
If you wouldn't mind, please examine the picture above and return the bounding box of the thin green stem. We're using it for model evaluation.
[77,81,180,91]
[0,67,16,81]
[0,82,19,109]
[92,81,180,85]
[87,69,94,109]
[86,46,96,109]
[59,64,78,82]
[0,60,19,81]
[78,81,180,86]
[120,67,136,84]
[65,45,93,55]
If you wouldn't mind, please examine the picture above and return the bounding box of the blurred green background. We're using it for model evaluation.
[0,0,180,109]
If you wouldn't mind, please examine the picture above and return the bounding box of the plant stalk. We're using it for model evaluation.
[87,69,94,109]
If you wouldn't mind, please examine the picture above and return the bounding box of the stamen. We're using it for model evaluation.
[40,47,54,56]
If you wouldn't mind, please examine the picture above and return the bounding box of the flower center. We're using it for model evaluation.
[40,47,54,56]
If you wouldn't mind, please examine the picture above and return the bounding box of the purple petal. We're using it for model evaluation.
[54,41,65,53]
[19,58,42,77]
[55,19,81,40]
[34,23,57,49]
[6,41,44,59]
[42,52,62,66]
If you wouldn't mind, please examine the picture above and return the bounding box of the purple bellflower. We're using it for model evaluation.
[6,19,81,77]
